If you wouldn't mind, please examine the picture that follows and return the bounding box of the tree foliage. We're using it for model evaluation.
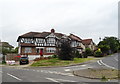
[57,40,74,60]
[75,50,82,58]
[94,49,102,57]
[98,37,120,53]
[98,45,110,54]
[84,48,93,56]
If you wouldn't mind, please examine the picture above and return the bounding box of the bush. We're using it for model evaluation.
[94,50,102,57]
[85,48,93,56]
[51,54,58,58]
[83,52,88,58]
[75,51,82,58]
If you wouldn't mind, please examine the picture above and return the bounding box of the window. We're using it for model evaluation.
[46,48,56,53]
[25,47,32,53]
[47,38,55,43]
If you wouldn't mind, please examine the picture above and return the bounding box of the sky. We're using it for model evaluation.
[0,0,119,47]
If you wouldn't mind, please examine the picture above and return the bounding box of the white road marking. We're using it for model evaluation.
[81,65,87,67]
[0,71,2,73]
[46,77,59,83]
[97,60,102,65]
[55,79,77,82]
[99,60,116,69]
[7,73,22,81]
[32,70,36,71]
[114,57,118,61]
[41,70,74,76]
[64,69,70,71]
[46,78,77,82]
[36,70,40,72]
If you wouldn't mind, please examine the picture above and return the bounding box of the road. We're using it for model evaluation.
[0,53,119,84]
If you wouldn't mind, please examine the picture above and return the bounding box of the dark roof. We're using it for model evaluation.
[17,31,65,42]
[34,32,51,38]
[69,34,82,42]
[20,32,40,37]
[82,39,93,45]
[0,42,14,48]
[20,43,36,47]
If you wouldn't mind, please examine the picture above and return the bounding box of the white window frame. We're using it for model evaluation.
[46,48,56,53]
[25,47,32,53]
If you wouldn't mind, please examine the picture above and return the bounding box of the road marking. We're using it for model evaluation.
[7,73,22,81]
[97,60,102,65]
[64,69,70,71]
[81,65,87,67]
[46,78,77,83]
[55,79,77,82]
[41,70,74,76]
[114,57,118,61]
[36,70,40,72]
[32,70,36,71]
[99,60,116,69]
[46,78,59,83]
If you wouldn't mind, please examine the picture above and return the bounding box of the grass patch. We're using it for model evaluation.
[31,58,94,67]
[73,68,119,80]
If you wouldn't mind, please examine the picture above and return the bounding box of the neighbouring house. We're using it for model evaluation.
[0,41,14,62]
[81,39,96,51]
[17,29,87,60]
[0,41,14,51]
[69,34,85,53]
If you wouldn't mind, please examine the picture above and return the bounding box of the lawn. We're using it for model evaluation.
[31,58,95,67]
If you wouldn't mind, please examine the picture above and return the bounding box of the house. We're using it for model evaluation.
[69,34,85,53]
[0,41,14,51]
[17,29,86,60]
[81,39,96,51]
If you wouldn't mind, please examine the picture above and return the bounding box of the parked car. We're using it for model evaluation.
[19,57,29,65]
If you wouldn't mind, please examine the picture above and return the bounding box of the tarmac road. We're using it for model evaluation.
[0,53,119,84]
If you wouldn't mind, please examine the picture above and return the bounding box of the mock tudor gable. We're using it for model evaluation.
[17,29,93,60]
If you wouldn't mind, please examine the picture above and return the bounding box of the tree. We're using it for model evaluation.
[11,47,18,53]
[57,39,74,60]
[98,37,120,53]
[98,45,110,55]
[75,50,82,58]
[84,48,93,56]
[94,49,102,57]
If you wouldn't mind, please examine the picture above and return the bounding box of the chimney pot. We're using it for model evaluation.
[51,29,55,33]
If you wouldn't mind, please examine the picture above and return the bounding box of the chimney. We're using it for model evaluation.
[51,29,55,33]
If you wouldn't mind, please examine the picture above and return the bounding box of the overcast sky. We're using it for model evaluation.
[0,0,119,47]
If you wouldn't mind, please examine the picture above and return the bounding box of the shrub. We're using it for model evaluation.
[75,51,82,58]
[51,54,58,58]
[85,48,93,56]
[94,50,102,57]
[83,52,88,58]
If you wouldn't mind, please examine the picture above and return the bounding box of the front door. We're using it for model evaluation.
[40,48,43,57]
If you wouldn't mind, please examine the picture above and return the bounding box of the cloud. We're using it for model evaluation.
[0,0,119,46]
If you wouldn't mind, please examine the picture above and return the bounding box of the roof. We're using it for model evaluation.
[20,43,36,47]
[17,30,65,42]
[82,39,93,45]
[69,34,82,42]
[0,42,14,48]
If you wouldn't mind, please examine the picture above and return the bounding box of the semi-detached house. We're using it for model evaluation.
[17,29,95,60]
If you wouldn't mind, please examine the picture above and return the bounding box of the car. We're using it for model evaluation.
[19,57,29,65]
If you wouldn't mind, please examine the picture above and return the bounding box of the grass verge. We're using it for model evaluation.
[31,58,94,67]
[73,68,120,80]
